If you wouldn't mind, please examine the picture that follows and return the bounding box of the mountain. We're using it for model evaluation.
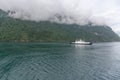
[0,9,120,42]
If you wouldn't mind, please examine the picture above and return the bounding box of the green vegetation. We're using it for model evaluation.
[0,9,120,42]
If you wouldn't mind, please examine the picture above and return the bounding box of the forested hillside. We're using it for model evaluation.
[0,9,120,42]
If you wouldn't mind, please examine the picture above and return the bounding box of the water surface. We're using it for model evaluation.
[0,42,120,80]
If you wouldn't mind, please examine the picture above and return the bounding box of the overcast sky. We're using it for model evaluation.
[0,0,120,35]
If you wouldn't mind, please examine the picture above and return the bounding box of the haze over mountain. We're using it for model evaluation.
[0,0,120,35]
[0,9,120,42]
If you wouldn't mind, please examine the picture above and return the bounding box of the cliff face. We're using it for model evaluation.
[0,9,120,42]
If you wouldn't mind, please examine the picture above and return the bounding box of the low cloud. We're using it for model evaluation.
[0,0,120,34]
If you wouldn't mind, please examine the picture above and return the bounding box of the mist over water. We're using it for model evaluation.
[0,42,120,80]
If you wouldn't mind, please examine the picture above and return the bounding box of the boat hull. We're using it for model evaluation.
[70,42,92,45]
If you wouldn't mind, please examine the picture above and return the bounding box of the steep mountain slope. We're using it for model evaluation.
[0,9,120,42]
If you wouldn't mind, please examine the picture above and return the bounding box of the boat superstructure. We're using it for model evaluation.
[70,40,92,45]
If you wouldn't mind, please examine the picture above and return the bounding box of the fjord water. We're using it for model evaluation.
[0,42,120,80]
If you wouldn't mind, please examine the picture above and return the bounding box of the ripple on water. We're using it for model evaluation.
[0,43,120,80]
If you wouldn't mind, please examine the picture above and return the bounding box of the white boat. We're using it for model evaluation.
[70,40,92,45]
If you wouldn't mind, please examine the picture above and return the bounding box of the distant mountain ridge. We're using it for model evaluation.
[0,9,120,42]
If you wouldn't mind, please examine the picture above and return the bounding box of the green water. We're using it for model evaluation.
[0,42,120,80]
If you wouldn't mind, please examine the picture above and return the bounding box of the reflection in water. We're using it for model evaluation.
[0,42,120,80]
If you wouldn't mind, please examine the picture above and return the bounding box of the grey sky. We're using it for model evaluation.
[0,0,120,35]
